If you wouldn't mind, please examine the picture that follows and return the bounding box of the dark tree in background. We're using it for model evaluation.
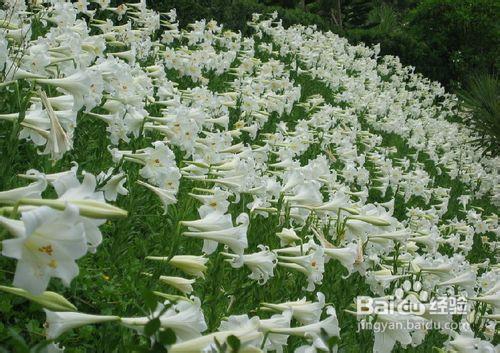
[408,0,499,88]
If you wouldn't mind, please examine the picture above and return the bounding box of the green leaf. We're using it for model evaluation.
[150,342,168,353]
[7,328,29,353]
[227,335,241,352]
[144,318,161,337]
[143,289,158,312]
[30,340,53,353]
[327,335,340,349]
[158,328,176,345]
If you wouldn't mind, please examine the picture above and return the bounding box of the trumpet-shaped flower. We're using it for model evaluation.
[275,227,301,246]
[121,297,207,343]
[96,168,128,201]
[447,331,497,353]
[36,70,104,111]
[1,205,87,294]
[323,242,358,275]
[223,245,277,284]
[44,309,119,339]
[0,178,47,204]
[261,292,326,325]
[137,180,178,213]
[180,210,233,232]
[278,244,325,291]
[372,313,428,353]
[183,213,249,255]
[259,311,292,353]
[169,316,262,352]
[270,306,339,346]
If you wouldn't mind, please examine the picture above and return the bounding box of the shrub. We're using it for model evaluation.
[274,5,330,30]
[343,0,499,89]
[146,0,212,27]
[344,4,426,75]
[458,73,500,156]
[407,0,500,88]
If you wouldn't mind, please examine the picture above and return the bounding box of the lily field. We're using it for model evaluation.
[0,1,498,352]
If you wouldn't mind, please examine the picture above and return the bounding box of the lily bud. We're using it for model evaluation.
[152,291,193,303]
[346,215,391,226]
[18,198,127,219]
[146,255,208,279]
[152,274,195,294]
[0,285,77,312]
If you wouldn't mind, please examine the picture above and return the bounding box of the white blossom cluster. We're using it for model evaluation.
[252,16,500,206]
[0,2,498,353]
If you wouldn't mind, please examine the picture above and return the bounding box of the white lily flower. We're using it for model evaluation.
[437,270,477,291]
[223,245,277,284]
[259,311,292,353]
[323,242,358,275]
[96,169,128,201]
[1,205,87,294]
[121,297,207,342]
[447,331,497,353]
[183,213,249,255]
[170,316,262,353]
[31,90,73,161]
[372,313,428,353]
[270,306,339,344]
[180,210,233,232]
[36,70,104,111]
[19,172,127,221]
[468,293,500,309]
[137,180,177,212]
[0,178,47,204]
[261,292,326,325]
[276,227,301,246]
[277,244,325,291]
[44,309,119,339]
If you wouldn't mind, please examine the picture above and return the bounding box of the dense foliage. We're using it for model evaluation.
[458,74,500,157]
[400,0,498,88]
